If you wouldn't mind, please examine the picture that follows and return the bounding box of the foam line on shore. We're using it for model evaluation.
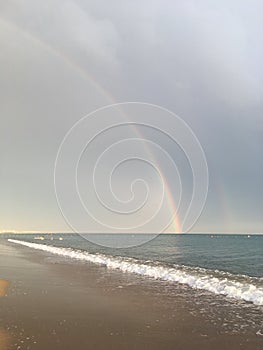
[8,239,263,306]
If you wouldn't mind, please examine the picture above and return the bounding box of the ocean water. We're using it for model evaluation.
[5,233,263,308]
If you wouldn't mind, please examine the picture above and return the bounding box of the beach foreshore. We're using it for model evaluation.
[0,239,262,350]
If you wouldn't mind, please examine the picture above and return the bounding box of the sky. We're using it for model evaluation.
[0,0,262,233]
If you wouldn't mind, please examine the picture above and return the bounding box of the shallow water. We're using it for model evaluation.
[6,234,263,306]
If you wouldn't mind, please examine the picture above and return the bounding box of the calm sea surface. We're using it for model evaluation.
[5,233,263,275]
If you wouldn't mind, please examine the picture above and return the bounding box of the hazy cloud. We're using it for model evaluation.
[0,0,262,232]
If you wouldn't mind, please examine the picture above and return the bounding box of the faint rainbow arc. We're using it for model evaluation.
[0,17,181,232]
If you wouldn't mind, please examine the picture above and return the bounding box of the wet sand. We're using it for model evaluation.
[0,240,262,350]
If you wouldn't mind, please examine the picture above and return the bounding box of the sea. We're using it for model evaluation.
[4,233,263,305]
[3,233,263,335]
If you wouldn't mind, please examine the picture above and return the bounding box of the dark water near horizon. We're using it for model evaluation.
[3,233,263,276]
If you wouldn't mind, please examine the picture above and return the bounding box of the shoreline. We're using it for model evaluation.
[7,238,263,306]
[0,240,263,349]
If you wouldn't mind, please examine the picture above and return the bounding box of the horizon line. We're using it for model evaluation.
[1,231,263,235]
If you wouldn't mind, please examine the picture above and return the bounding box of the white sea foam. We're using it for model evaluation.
[8,239,263,306]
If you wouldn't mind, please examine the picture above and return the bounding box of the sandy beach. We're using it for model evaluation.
[0,239,262,350]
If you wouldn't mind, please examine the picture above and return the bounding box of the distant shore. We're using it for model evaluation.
[0,239,262,350]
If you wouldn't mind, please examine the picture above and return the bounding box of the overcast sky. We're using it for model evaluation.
[0,0,262,233]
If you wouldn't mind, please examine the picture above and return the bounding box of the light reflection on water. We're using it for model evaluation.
[0,280,10,349]
[0,279,9,297]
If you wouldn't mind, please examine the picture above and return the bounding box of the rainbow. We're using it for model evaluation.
[1,17,181,233]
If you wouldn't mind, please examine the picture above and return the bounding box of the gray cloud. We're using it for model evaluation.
[0,0,262,232]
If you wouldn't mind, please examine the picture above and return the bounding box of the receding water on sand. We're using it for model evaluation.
[8,238,263,306]
[1,234,263,349]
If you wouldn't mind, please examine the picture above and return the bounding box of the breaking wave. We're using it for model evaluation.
[8,239,263,306]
